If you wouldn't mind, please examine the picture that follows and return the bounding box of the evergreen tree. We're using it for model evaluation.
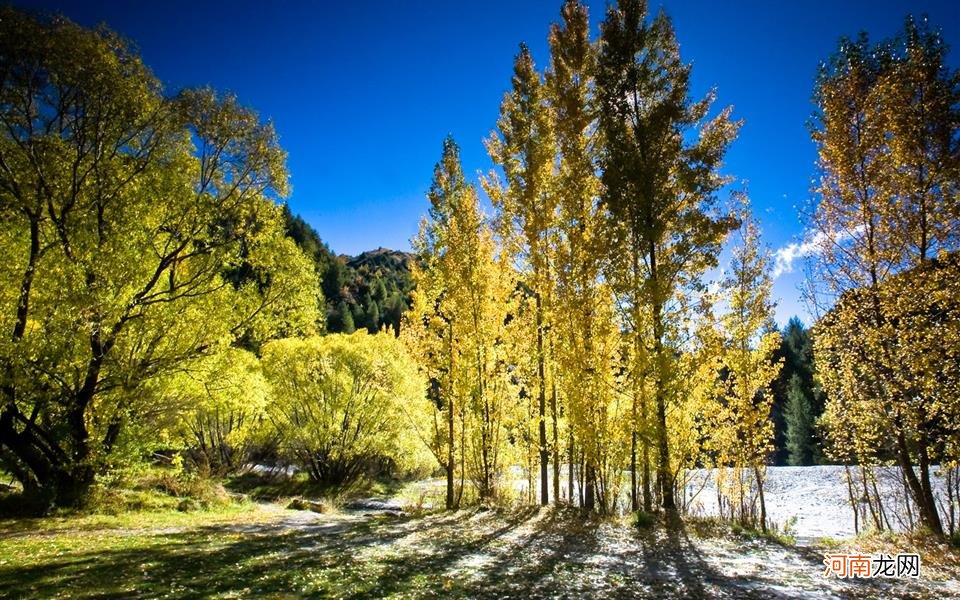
[784,374,815,466]
[770,317,822,465]
[340,302,357,333]
[365,300,381,333]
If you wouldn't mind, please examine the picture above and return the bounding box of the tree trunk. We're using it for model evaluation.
[642,436,651,512]
[753,465,767,533]
[655,389,673,510]
[631,430,638,512]
[567,430,574,504]
[895,429,944,537]
[551,381,559,504]
[649,244,674,511]
[446,384,455,509]
[536,296,548,506]
[445,318,456,510]
[584,462,595,511]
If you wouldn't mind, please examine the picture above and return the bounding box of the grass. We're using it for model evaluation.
[2,503,959,599]
[0,505,720,599]
[682,514,797,545]
[2,467,958,599]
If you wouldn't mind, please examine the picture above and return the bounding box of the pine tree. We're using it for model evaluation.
[340,302,356,334]
[771,317,822,465]
[785,374,815,466]
[365,300,380,333]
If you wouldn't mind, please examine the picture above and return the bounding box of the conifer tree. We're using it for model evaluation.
[784,374,815,466]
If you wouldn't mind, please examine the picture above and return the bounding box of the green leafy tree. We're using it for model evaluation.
[166,348,270,475]
[0,9,319,510]
[262,332,434,487]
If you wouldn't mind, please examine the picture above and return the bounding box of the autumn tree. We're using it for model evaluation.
[405,137,518,505]
[167,348,271,475]
[810,17,960,537]
[714,208,781,531]
[485,45,559,506]
[596,0,740,510]
[262,332,434,487]
[0,9,320,511]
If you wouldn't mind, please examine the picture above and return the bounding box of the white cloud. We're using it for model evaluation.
[772,226,863,279]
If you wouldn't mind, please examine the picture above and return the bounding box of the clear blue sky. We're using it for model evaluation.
[15,0,960,325]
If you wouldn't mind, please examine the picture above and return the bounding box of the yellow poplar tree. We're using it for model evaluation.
[484,45,559,506]
[596,0,740,510]
[716,207,781,531]
[405,137,518,506]
[811,18,959,537]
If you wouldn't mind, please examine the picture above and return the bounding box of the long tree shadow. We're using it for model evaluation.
[351,507,539,598]
[635,511,756,598]
[0,508,542,599]
[0,510,474,598]
[1,508,936,599]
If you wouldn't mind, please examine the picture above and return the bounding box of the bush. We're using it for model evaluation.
[262,332,436,488]
[630,511,656,529]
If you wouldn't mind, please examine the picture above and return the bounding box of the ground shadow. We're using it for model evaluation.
[0,507,940,599]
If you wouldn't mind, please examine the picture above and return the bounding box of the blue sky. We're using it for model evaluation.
[16,0,960,325]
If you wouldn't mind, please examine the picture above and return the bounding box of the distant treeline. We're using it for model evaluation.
[283,207,414,335]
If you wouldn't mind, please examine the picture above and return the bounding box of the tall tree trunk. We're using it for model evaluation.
[753,465,767,533]
[642,436,651,512]
[917,434,944,536]
[446,322,455,511]
[551,381,560,504]
[578,451,585,507]
[536,296,548,506]
[895,428,944,537]
[567,430,574,504]
[860,466,882,532]
[845,465,860,535]
[649,245,674,511]
[631,429,638,512]
[584,462,595,511]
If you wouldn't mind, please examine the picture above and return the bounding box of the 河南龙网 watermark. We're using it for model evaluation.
[822,553,920,578]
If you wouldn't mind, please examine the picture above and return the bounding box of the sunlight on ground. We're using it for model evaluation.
[2,502,958,599]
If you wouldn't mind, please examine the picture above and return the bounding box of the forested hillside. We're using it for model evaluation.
[282,207,414,335]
